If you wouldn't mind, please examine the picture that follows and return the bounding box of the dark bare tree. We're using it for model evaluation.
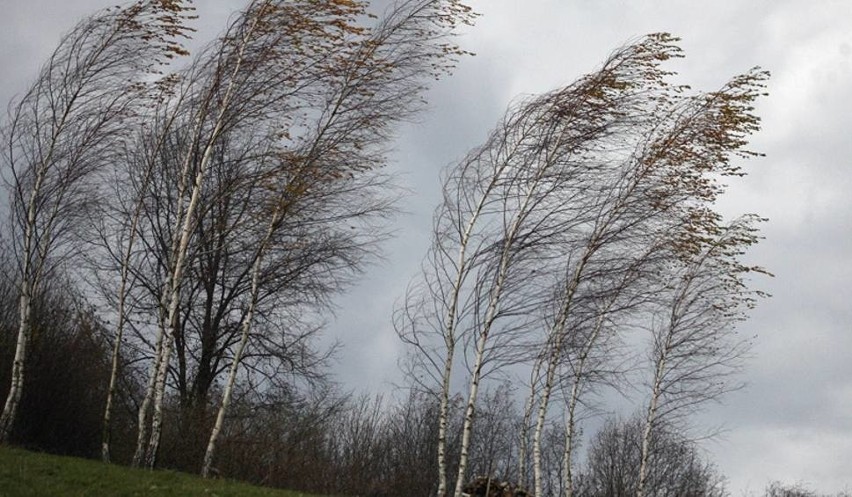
[575,416,727,497]
[199,0,478,476]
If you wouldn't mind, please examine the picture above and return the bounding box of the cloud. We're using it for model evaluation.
[2,1,850,493]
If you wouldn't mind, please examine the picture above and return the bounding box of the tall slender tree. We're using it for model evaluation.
[0,0,193,444]
[636,216,768,497]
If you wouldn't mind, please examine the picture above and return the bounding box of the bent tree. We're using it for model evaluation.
[127,0,379,468]
[532,53,771,497]
[0,0,193,444]
[397,33,769,497]
[199,0,477,477]
[636,216,768,497]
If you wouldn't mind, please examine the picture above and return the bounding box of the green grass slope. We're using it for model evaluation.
[0,446,324,497]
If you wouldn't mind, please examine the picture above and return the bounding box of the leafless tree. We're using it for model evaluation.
[0,0,192,444]
[762,481,852,497]
[575,415,727,497]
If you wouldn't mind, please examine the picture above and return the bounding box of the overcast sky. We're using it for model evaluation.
[2,0,851,494]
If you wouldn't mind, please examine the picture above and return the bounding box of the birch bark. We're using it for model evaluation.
[143,11,260,468]
[452,166,544,497]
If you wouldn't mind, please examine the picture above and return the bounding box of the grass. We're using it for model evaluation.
[0,445,324,497]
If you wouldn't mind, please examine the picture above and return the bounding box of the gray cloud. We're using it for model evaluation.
[2,0,851,493]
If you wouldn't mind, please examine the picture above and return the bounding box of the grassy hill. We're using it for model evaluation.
[0,446,324,497]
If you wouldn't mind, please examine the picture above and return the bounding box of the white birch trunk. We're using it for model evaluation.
[562,300,614,497]
[531,202,632,496]
[452,179,537,497]
[144,146,220,466]
[101,271,129,463]
[131,109,197,466]
[436,343,454,497]
[200,193,281,477]
[562,382,580,497]
[452,329,488,497]
[532,351,557,497]
[0,160,47,442]
[531,257,589,497]
[200,248,265,477]
[518,356,542,490]
[560,366,588,497]
[637,354,666,497]
[104,90,187,463]
[436,165,506,497]
[436,220,482,497]
[142,15,259,467]
[560,322,602,497]
[0,287,32,442]
[131,323,166,466]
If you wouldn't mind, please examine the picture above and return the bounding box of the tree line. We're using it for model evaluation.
[1,1,840,496]
[0,0,476,479]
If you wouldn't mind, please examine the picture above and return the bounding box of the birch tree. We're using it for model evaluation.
[0,0,193,444]
[398,33,769,497]
[396,101,554,497]
[91,63,199,463]
[636,216,768,497]
[525,44,770,497]
[524,35,684,493]
[198,0,476,477]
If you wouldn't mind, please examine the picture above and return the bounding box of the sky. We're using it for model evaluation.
[1,0,851,494]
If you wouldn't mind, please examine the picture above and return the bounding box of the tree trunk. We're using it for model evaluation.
[143,15,258,467]
[0,288,32,442]
[0,163,44,443]
[531,262,588,497]
[452,199,531,497]
[101,273,129,463]
[562,382,580,497]
[518,356,542,490]
[102,195,149,462]
[435,167,504,497]
[452,331,486,497]
[436,342,454,497]
[562,301,613,497]
[201,205,277,477]
[453,159,546,497]
[637,357,665,497]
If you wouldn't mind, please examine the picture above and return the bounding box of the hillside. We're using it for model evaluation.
[0,446,323,497]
